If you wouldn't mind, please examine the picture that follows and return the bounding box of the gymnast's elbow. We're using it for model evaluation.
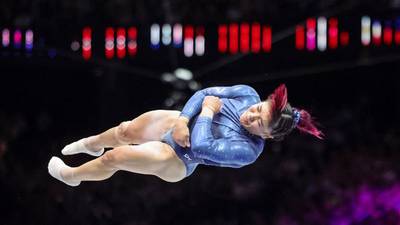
[231,145,258,165]
[242,153,258,165]
[231,157,257,168]
[227,152,258,168]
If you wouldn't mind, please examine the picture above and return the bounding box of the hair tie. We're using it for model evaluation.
[293,110,301,127]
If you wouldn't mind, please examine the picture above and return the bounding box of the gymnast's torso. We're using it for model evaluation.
[161,85,265,176]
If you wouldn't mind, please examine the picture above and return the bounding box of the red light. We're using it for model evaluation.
[372,36,381,46]
[105,27,114,59]
[306,18,316,30]
[371,21,382,46]
[383,26,393,46]
[184,25,194,39]
[116,28,126,59]
[395,30,400,45]
[14,30,22,45]
[340,31,349,46]
[83,27,91,38]
[128,27,137,39]
[262,26,272,52]
[251,23,261,53]
[218,25,228,53]
[183,25,194,57]
[328,18,338,49]
[295,25,305,50]
[82,27,92,60]
[229,23,239,54]
[328,18,338,27]
[240,23,250,53]
[127,27,137,56]
[306,18,317,51]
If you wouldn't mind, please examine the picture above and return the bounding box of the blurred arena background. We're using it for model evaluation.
[1,0,400,224]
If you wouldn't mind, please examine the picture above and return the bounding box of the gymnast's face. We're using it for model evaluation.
[240,100,273,139]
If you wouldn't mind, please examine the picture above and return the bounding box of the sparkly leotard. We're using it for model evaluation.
[161,85,265,177]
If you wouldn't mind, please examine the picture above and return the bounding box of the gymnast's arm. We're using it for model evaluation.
[190,108,258,168]
[172,85,258,147]
[179,85,258,121]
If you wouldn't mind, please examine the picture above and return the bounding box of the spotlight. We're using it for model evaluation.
[161,73,176,83]
[174,68,193,81]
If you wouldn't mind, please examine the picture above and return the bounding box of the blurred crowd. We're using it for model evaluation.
[1,68,400,225]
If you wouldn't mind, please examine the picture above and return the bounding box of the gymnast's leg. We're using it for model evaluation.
[62,110,180,156]
[49,141,187,186]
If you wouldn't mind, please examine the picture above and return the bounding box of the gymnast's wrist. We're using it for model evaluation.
[177,116,189,125]
[200,107,215,118]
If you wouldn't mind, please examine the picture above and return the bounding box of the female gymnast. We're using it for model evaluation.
[48,84,323,186]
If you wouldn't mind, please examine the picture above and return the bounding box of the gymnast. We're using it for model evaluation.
[48,84,323,186]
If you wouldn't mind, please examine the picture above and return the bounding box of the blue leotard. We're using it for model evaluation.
[161,85,265,177]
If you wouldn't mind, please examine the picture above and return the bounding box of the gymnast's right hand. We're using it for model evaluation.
[172,117,191,148]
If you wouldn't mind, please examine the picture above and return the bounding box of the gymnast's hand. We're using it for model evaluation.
[201,96,222,115]
[172,116,191,148]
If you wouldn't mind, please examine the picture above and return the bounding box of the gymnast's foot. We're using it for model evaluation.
[48,157,80,187]
[61,138,104,157]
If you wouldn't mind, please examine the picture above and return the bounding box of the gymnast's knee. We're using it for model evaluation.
[114,121,134,145]
[100,150,120,169]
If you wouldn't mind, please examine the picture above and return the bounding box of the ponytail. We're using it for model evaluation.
[268,84,324,140]
[295,108,324,139]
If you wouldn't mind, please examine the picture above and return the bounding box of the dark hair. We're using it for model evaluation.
[267,84,324,141]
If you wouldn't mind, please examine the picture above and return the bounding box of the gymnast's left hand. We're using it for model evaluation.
[172,117,191,148]
[202,96,222,113]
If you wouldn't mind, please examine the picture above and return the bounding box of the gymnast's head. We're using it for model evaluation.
[239,84,324,141]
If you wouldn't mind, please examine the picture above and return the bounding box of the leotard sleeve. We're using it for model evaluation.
[180,85,258,121]
[190,116,258,168]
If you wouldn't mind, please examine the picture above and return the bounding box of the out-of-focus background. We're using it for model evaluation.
[1,0,400,224]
